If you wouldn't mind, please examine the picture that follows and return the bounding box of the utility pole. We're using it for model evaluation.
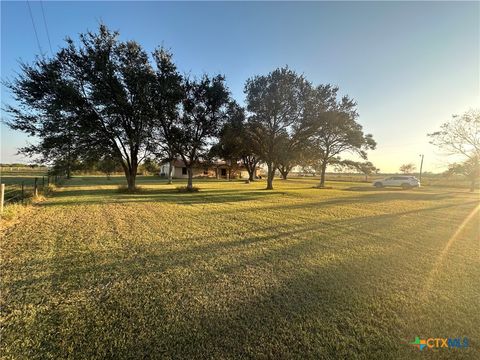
[419,154,424,182]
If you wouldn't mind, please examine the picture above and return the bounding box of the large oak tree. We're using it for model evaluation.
[245,67,309,190]
[6,25,159,191]
[306,85,376,187]
[170,75,230,190]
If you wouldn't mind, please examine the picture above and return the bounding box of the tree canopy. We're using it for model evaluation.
[151,48,185,184]
[337,160,379,181]
[429,109,480,191]
[245,67,310,189]
[6,25,158,190]
[5,25,377,191]
[399,163,416,174]
[5,25,231,191]
[306,85,376,187]
[170,75,231,190]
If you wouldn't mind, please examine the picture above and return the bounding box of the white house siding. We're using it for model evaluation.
[160,161,258,179]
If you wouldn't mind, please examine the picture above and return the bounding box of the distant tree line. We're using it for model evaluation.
[5,25,376,191]
[0,163,46,168]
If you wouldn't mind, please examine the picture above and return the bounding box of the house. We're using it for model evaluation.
[159,159,259,179]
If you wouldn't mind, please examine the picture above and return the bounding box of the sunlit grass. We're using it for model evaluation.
[1,176,478,359]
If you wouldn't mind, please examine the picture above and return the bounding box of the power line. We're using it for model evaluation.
[39,0,53,55]
[26,0,44,58]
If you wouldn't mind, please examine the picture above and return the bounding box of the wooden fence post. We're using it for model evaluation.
[0,184,4,214]
[21,182,25,204]
[42,176,45,189]
[34,177,38,197]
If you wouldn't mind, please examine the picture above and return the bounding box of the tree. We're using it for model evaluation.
[356,161,379,181]
[240,121,262,182]
[152,48,185,184]
[5,25,159,191]
[245,67,310,189]
[4,60,81,178]
[97,155,118,179]
[307,85,376,187]
[171,75,230,191]
[399,163,416,174]
[142,158,160,175]
[275,133,305,180]
[339,160,379,181]
[211,103,260,182]
[429,109,480,191]
[446,156,479,192]
[211,102,244,179]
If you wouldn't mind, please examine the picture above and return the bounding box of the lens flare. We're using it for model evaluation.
[423,203,480,300]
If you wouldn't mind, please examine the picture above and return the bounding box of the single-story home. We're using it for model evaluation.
[159,159,260,179]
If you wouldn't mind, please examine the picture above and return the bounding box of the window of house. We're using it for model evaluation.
[203,169,209,175]
[221,168,227,176]
[182,167,187,175]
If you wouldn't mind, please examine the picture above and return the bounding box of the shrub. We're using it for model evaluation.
[43,184,57,195]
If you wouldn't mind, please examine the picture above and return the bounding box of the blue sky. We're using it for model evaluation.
[1,1,478,172]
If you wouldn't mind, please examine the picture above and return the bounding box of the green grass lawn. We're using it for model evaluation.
[0,167,49,185]
[1,176,479,359]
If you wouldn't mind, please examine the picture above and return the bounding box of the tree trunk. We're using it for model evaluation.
[266,162,274,190]
[278,166,289,180]
[248,170,255,182]
[168,160,173,184]
[242,156,258,182]
[126,172,136,191]
[187,166,194,190]
[122,161,137,192]
[246,163,255,182]
[318,161,327,187]
[470,177,476,192]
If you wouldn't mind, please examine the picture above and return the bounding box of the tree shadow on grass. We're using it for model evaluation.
[344,186,404,192]
[49,175,475,209]
[4,199,479,359]
[0,237,420,358]
[39,186,479,216]
[342,187,468,201]
[9,198,478,298]
[42,187,286,207]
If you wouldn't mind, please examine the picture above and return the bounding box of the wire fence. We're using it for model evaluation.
[1,174,64,213]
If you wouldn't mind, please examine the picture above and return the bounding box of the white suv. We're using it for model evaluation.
[373,176,420,189]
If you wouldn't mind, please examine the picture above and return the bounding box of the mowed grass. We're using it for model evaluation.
[1,176,479,359]
[0,168,48,185]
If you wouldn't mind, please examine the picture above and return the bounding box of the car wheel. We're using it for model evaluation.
[374,182,383,188]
